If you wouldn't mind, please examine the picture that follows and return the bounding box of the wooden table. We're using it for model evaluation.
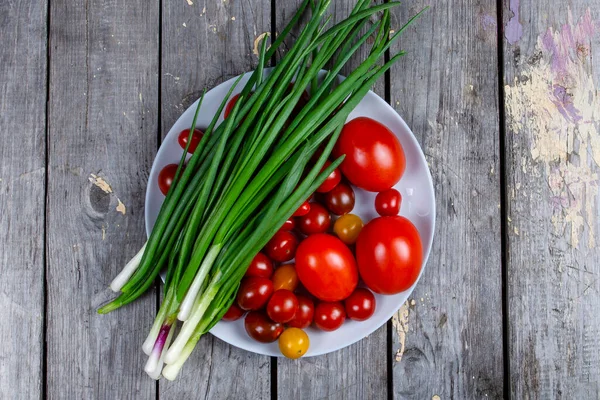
[1,0,599,398]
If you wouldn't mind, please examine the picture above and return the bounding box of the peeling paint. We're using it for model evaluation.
[253,32,270,57]
[186,0,193,5]
[88,174,113,193]
[481,14,497,32]
[505,0,523,44]
[392,301,410,362]
[116,199,126,215]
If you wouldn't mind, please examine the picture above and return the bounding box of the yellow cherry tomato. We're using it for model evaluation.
[272,264,299,291]
[278,327,310,359]
[333,213,364,245]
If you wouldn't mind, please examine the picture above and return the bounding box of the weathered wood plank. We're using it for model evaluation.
[159,1,272,397]
[0,1,47,398]
[389,2,504,398]
[502,0,600,397]
[276,2,388,399]
[46,0,159,398]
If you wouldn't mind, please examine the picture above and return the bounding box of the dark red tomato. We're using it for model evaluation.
[244,311,284,343]
[265,231,298,262]
[324,182,355,215]
[314,301,346,331]
[158,164,179,196]
[344,288,376,321]
[333,117,406,192]
[356,216,423,294]
[177,128,204,153]
[222,303,245,321]
[292,201,311,217]
[297,203,331,235]
[316,161,342,193]
[288,295,315,329]
[236,277,274,311]
[266,290,299,323]
[224,93,241,119]
[375,188,402,216]
[245,252,274,279]
[295,233,358,301]
[280,218,296,231]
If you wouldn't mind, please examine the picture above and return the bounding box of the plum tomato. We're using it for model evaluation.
[288,294,314,329]
[177,128,204,154]
[244,311,284,343]
[344,288,376,321]
[323,182,355,215]
[375,188,402,216]
[224,93,241,119]
[236,277,274,311]
[222,303,245,321]
[280,218,296,231]
[266,289,299,323]
[245,252,274,279]
[314,301,346,331]
[333,117,406,192]
[292,200,311,217]
[158,164,179,196]
[265,230,298,262]
[278,328,310,359]
[295,233,358,301]
[356,216,423,294]
[272,264,299,292]
[333,213,363,245]
[316,161,342,193]
[297,203,331,235]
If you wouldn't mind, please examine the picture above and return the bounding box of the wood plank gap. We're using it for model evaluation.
[156,0,162,398]
[270,1,278,398]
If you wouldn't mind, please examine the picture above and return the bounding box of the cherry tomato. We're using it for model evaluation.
[222,303,245,321]
[158,164,179,196]
[297,203,331,235]
[344,288,376,321]
[316,161,342,193]
[288,294,314,329]
[295,233,358,301]
[244,311,284,343]
[280,218,296,231]
[265,230,298,262]
[266,289,299,323]
[324,182,355,215]
[375,188,402,216]
[224,93,241,119]
[279,328,310,359]
[333,117,406,192]
[236,277,274,311]
[177,128,204,153]
[314,301,346,331]
[272,264,299,291]
[293,201,311,217]
[333,214,363,245]
[356,216,423,294]
[245,252,274,279]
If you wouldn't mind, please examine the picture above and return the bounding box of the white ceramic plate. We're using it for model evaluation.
[146,70,435,357]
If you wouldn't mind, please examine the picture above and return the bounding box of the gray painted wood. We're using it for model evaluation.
[159,1,272,398]
[389,1,504,398]
[0,1,47,398]
[46,0,159,398]
[276,2,388,399]
[502,0,600,397]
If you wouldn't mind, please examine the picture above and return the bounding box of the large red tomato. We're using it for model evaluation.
[333,117,405,192]
[355,216,423,294]
[295,234,358,301]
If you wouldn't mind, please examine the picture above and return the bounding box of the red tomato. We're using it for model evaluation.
[266,290,299,323]
[236,277,274,311]
[314,301,346,331]
[244,311,284,343]
[222,303,245,321]
[297,203,331,235]
[295,234,358,301]
[288,295,315,329]
[158,164,179,196]
[224,93,241,119]
[280,218,296,231]
[177,128,204,153]
[375,188,402,216]
[245,252,274,279]
[316,161,342,193]
[292,201,311,217]
[324,182,355,215]
[265,231,298,262]
[333,117,406,192]
[344,288,376,321]
[356,216,423,294]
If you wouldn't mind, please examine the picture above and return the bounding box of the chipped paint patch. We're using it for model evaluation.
[481,14,497,32]
[432,396,441,400]
[116,199,126,215]
[186,0,193,5]
[253,32,270,57]
[101,224,106,240]
[505,0,523,44]
[392,301,410,362]
[89,174,113,193]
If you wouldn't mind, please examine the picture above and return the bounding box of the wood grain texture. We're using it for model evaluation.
[159,1,271,398]
[46,0,159,398]
[276,2,388,399]
[389,2,504,398]
[0,0,47,398]
[502,0,600,397]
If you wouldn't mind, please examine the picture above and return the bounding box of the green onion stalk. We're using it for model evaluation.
[99,0,426,380]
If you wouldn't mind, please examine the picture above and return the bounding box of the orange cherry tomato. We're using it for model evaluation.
[272,264,299,291]
[333,214,363,245]
[278,328,310,359]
